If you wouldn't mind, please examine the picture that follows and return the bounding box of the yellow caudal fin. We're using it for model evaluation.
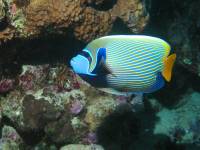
[162,53,176,82]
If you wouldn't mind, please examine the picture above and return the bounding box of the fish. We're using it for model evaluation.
[70,35,176,97]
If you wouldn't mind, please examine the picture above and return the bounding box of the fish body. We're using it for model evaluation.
[70,35,176,95]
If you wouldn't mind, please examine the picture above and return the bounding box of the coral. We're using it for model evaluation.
[60,144,104,150]
[70,100,84,115]
[0,107,2,126]
[0,79,14,93]
[44,112,75,144]
[83,132,97,144]
[111,0,148,32]
[1,90,23,125]
[32,142,57,150]
[0,28,15,43]
[0,0,149,43]
[115,95,128,104]
[0,0,5,22]
[9,2,26,33]
[1,125,24,149]
[85,97,117,131]
[18,65,49,91]
[22,95,61,130]
[0,64,120,147]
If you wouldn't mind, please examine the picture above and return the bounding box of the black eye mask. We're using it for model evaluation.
[79,51,92,64]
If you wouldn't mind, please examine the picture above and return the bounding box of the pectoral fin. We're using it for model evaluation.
[98,58,116,77]
[162,53,176,82]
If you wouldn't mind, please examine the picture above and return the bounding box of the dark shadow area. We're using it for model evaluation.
[149,64,200,108]
[142,0,175,37]
[0,33,86,78]
[1,115,45,146]
[139,0,200,109]
[84,0,117,11]
[109,18,132,35]
[16,34,85,66]
[150,65,191,108]
[0,18,9,31]
[97,104,141,150]
[96,103,200,150]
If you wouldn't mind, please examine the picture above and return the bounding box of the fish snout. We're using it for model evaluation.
[70,55,90,75]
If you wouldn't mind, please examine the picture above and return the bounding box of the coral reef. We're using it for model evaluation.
[0,64,119,147]
[1,125,24,149]
[0,0,149,43]
[0,0,5,23]
[0,79,14,93]
[60,144,104,150]
[1,0,200,149]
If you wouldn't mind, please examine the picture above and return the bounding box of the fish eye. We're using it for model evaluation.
[79,51,92,64]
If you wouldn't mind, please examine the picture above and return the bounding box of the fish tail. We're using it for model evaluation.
[162,53,176,82]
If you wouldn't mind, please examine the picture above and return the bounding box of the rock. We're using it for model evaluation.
[85,97,117,131]
[22,95,61,130]
[0,79,14,94]
[32,142,57,150]
[0,0,5,22]
[0,64,119,146]
[44,110,75,144]
[154,91,200,144]
[0,0,149,43]
[111,0,149,32]
[1,125,24,150]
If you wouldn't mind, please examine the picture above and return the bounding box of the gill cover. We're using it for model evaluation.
[70,54,96,76]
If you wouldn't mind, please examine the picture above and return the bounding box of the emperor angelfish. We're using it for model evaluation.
[70,35,176,96]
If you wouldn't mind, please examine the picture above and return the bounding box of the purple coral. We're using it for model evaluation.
[0,79,14,93]
[116,96,128,104]
[19,74,34,91]
[69,71,80,89]
[70,100,84,115]
[83,132,97,144]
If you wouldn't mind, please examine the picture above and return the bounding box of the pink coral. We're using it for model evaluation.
[0,79,14,93]
[19,73,34,91]
[10,3,17,16]
[83,132,97,144]
[70,100,84,115]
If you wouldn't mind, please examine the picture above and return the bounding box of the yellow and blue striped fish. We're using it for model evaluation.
[70,35,176,95]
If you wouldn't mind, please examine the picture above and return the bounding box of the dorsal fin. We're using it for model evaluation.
[162,53,176,82]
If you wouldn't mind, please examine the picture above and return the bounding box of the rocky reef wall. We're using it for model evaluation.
[0,0,148,42]
[0,0,200,149]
